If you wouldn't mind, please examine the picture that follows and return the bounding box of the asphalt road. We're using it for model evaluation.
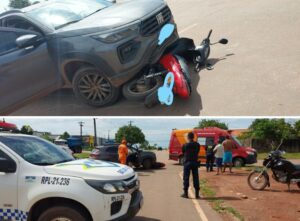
[11,0,300,116]
[132,151,222,221]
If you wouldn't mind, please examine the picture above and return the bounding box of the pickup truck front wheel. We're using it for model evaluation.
[38,206,87,221]
[73,66,120,107]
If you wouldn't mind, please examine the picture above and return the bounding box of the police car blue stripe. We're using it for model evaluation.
[0,208,28,221]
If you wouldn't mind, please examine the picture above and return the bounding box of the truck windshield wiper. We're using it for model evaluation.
[34,163,54,166]
[55,19,81,29]
[55,159,74,164]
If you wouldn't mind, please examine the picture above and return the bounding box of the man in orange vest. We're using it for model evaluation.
[118,139,128,165]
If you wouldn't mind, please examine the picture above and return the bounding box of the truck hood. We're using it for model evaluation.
[44,159,135,180]
[56,0,166,36]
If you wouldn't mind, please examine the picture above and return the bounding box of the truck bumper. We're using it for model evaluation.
[111,190,143,221]
[245,154,257,165]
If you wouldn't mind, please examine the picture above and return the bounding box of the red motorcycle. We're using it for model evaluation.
[122,26,228,107]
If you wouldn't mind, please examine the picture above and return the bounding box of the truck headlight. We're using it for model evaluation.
[91,24,139,43]
[246,151,255,155]
[85,180,127,194]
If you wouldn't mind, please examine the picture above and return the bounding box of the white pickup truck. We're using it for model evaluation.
[0,133,143,221]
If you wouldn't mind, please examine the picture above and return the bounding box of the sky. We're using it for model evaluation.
[1,117,258,147]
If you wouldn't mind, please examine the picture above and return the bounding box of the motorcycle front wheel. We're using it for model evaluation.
[247,171,268,190]
[122,76,163,101]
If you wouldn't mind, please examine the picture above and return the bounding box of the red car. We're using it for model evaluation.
[169,127,257,167]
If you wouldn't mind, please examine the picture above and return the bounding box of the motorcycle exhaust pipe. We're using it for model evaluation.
[291,179,300,183]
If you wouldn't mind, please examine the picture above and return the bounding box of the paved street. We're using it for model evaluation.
[11,0,300,116]
[132,151,222,221]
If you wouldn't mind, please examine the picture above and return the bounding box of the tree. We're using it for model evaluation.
[140,140,150,150]
[41,133,53,142]
[20,125,33,135]
[195,119,228,130]
[60,131,70,140]
[243,119,294,149]
[9,0,31,9]
[294,120,300,137]
[115,125,145,144]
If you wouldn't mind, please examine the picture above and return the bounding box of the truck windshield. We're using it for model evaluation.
[26,0,112,30]
[232,136,243,146]
[0,136,74,166]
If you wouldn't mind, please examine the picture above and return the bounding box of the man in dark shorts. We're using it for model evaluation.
[181,132,201,199]
[222,135,235,173]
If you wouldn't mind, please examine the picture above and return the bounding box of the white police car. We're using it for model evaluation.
[0,133,143,221]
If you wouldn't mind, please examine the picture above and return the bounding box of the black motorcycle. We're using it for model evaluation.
[248,150,300,191]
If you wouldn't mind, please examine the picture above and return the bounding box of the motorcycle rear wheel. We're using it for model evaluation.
[247,171,268,190]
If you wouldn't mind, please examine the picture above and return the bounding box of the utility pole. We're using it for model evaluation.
[93,118,97,146]
[78,121,84,140]
[107,130,110,140]
[128,120,133,127]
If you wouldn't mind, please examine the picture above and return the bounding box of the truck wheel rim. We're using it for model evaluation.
[50,218,72,221]
[78,73,112,102]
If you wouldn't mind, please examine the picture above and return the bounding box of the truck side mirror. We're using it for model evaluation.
[0,158,17,173]
[16,34,43,49]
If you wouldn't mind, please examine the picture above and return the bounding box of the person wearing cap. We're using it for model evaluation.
[118,139,128,165]
[181,132,200,199]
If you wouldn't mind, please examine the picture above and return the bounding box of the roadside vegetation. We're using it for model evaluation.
[258,152,300,160]
[74,152,90,159]
[200,179,245,221]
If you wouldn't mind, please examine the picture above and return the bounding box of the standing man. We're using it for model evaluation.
[118,139,128,165]
[213,139,224,175]
[222,136,235,173]
[181,132,200,199]
[205,143,215,172]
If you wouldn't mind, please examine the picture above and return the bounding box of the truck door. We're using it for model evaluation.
[0,149,18,221]
[0,26,59,114]
[196,134,215,163]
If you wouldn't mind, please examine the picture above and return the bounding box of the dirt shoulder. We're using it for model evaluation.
[200,168,300,221]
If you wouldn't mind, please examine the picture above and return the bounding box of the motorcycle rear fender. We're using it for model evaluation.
[159,54,191,98]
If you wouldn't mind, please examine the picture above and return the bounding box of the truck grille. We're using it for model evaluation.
[140,6,172,36]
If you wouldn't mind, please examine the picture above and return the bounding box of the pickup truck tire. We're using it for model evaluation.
[233,157,245,167]
[73,66,120,107]
[142,159,153,170]
[37,206,87,221]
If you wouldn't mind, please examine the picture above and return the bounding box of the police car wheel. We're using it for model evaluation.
[37,206,87,221]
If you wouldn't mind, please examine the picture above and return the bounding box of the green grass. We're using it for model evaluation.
[74,152,90,159]
[258,152,300,160]
[200,179,245,221]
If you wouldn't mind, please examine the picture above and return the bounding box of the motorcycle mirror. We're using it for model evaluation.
[219,38,228,44]
[158,24,175,46]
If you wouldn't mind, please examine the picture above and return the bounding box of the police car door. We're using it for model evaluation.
[0,148,18,221]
